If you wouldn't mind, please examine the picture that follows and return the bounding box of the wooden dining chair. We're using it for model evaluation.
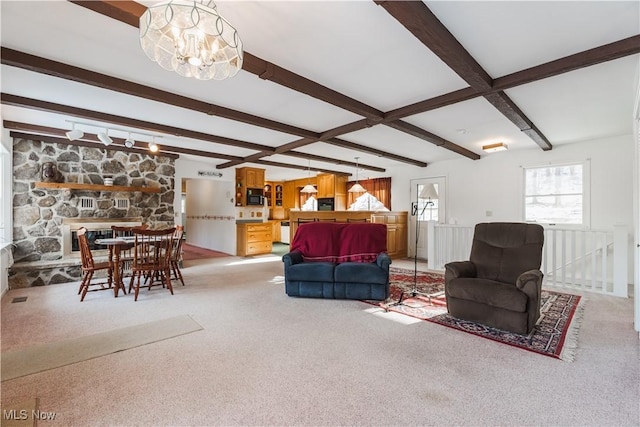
[169,225,186,286]
[129,227,175,301]
[77,227,113,301]
[111,224,148,276]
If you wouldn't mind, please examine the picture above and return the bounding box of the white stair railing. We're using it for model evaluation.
[427,223,628,297]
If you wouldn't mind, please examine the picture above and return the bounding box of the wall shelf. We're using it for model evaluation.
[35,182,161,193]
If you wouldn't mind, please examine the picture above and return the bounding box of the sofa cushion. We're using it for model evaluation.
[446,278,528,312]
[285,262,335,282]
[334,262,388,285]
[290,222,387,263]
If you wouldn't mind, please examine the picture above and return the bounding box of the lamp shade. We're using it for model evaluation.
[301,184,317,193]
[419,184,438,200]
[348,183,367,193]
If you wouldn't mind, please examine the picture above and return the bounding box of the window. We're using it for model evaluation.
[523,162,589,225]
[416,183,439,222]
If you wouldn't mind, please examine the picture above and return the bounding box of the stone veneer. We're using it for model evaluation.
[10,138,176,288]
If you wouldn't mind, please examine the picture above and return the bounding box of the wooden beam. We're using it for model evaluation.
[384,121,482,160]
[493,35,640,91]
[375,1,493,91]
[9,131,182,159]
[66,0,473,162]
[1,94,276,153]
[375,0,552,151]
[1,47,318,140]
[68,0,146,27]
[483,92,552,150]
[325,138,429,167]
[285,151,386,173]
[5,124,250,161]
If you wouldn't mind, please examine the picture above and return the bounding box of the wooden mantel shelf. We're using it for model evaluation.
[35,182,161,193]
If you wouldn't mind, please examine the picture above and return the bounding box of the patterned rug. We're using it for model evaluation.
[367,267,586,361]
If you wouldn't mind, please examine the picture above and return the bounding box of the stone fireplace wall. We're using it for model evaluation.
[10,137,176,288]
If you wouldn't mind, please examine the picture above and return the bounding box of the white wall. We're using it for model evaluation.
[175,158,237,254]
[1,124,13,296]
[389,136,634,230]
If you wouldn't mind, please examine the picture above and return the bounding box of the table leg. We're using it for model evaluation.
[112,246,125,297]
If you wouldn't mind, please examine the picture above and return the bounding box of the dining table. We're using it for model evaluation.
[95,236,136,297]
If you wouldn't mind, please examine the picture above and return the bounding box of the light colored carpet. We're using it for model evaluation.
[0,398,37,427]
[1,315,202,381]
[0,256,637,426]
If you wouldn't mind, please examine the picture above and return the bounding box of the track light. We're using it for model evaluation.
[65,123,84,141]
[97,129,113,146]
[148,139,159,152]
[124,133,135,149]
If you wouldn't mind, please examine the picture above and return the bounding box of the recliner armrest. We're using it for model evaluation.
[282,251,304,268]
[516,269,543,292]
[376,253,391,270]
[445,261,476,280]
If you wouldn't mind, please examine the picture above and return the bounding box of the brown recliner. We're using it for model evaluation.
[444,222,544,335]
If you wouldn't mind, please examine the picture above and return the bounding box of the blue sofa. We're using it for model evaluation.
[282,222,391,300]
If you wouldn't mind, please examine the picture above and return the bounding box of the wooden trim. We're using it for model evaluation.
[35,182,160,193]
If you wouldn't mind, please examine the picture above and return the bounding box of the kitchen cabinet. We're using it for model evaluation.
[236,222,273,256]
[316,173,348,210]
[235,167,265,206]
[282,180,296,216]
[371,213,408,259]
[269,220,282,242]
[264,181,285,219]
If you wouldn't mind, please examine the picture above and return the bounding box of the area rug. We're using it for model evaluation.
[367,267,585,361]
[1,315,203,381]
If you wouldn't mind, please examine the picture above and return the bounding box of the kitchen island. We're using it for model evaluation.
[288,211,408,259]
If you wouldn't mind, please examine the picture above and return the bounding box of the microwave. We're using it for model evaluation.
[246,192,264,206]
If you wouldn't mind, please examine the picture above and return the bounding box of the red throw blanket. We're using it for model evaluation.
[290,222,387,263]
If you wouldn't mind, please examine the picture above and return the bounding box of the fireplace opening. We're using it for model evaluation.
[63,218,143,257]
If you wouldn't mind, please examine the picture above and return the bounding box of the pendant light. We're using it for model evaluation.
[348,156,366,193]
[300,159,317,193]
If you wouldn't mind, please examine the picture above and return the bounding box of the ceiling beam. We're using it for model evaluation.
[325,138,429,167]
[1,94,277,154]
[71,0,385,121]
[1,47,318,140]
[9,130,185,159]
[66,0,476,162]
[284,151,386,173]
[384,120,480,160]
[375,0,552,150]
[493,35,640,91]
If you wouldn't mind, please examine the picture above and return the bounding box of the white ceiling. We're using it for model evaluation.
[1,0,638,182]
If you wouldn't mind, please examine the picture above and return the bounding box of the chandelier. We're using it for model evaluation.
[140,0,243,80]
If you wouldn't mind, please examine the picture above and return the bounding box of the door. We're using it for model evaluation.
[409,177,446,261]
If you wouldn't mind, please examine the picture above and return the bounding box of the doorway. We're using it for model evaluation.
[409,177,446,261]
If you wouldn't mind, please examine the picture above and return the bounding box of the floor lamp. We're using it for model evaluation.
[389,183,439,308]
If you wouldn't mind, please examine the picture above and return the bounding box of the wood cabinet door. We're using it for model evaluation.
[246,169,257,187]
[317,174,334,198]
